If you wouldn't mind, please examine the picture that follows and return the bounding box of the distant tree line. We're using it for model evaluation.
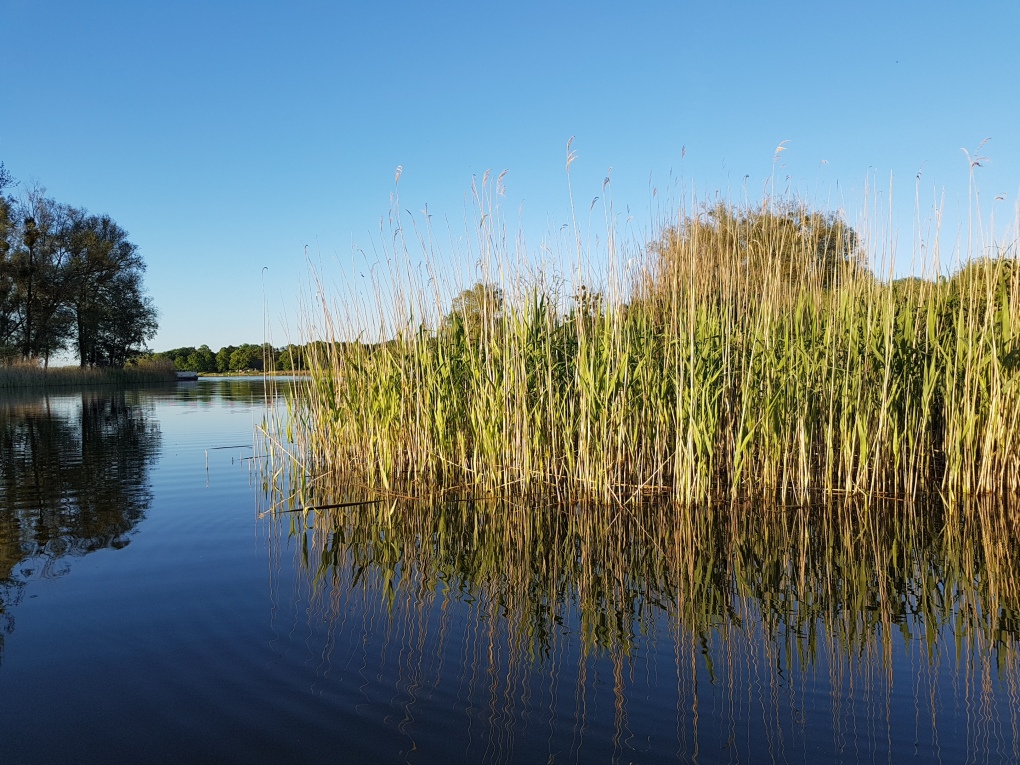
[0,162,158,367]
[151,342,318,373]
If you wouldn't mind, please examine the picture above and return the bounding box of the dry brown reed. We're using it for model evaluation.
[0,358,177,389]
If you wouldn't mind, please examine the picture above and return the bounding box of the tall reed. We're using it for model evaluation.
[0,358,177,389]
[279,183,1019,506]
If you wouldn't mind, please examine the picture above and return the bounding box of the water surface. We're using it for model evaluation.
[1,379,1018,763]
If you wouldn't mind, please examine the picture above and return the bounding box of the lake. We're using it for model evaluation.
[1,378,1018,764]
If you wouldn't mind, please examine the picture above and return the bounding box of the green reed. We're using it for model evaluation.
[278,185,1019,506]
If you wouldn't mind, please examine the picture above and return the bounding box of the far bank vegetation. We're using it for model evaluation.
[150,342,317,373]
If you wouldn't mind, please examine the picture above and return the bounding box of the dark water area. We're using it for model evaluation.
[1,379,1019,764]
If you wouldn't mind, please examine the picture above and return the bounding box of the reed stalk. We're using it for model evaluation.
[0,358,177,389]
[278,184,1019,506]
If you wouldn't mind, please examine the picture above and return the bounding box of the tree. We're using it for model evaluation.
[153,346,193,369]
[228,343,264,371]
[443,282,503,342]
[0,178,158,367]
[89,269,158,366]
[7,192,76,364]
[0,190,19,359]
[0,163,13,194]
[278,344,304,371]
[65,212,156,366]
[216,345,236,372]
[186,345,216,373]
[643,202,864,310]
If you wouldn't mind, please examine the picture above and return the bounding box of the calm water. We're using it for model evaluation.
[1,379,1019,764]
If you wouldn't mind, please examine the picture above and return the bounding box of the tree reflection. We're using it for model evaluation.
[0,390,160,663]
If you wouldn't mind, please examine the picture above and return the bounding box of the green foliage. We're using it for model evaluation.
[64,211,156,367]
[443,282,503,343]
[642,202,864,313]
[215,345,236,372]
[153,346,197,370]
[0,179,158,367]
[151,342,321,374]
[184,345,216,373]
[229,343,266,371]
[277,344,305,371]
[281,198,1020,506]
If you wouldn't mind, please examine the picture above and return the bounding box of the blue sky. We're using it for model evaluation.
[2,0,1018,353]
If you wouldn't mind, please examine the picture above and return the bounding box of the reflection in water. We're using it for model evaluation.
[164,376,280,405]
[263,480,1020,763]
[0,389,161,663]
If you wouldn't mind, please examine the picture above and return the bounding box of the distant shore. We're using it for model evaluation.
[190,370,311,378]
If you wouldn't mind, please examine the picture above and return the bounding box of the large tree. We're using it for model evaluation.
[0,178,158,367]
[86,268,158,367]
[65,211,155,367]
[443,282,504,343]
[7,192,76,363]
[0,175,19,359]
[643,201,864,309]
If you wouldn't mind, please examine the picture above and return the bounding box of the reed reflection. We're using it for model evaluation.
[0,390,160,663]
[263,480,1020,764]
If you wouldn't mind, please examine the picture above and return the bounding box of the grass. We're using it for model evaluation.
[271,181,1020,507]
[0,358,178,389]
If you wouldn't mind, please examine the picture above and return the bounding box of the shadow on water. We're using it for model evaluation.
[261,475,1020,764]
[0,388,161,664]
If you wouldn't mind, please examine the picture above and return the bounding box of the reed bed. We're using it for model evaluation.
[0,358,177,389]
[278,186,1020,506]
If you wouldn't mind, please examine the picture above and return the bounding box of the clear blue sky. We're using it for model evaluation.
[2,0,1018,353]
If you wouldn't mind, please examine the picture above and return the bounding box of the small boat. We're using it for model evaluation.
[176,371,199,381]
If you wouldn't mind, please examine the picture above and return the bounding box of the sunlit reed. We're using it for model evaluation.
[274,179,1019,506]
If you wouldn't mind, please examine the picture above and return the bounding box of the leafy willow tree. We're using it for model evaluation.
[642,202,864,311]
[443,282,504,342]
[0,174,157,367]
